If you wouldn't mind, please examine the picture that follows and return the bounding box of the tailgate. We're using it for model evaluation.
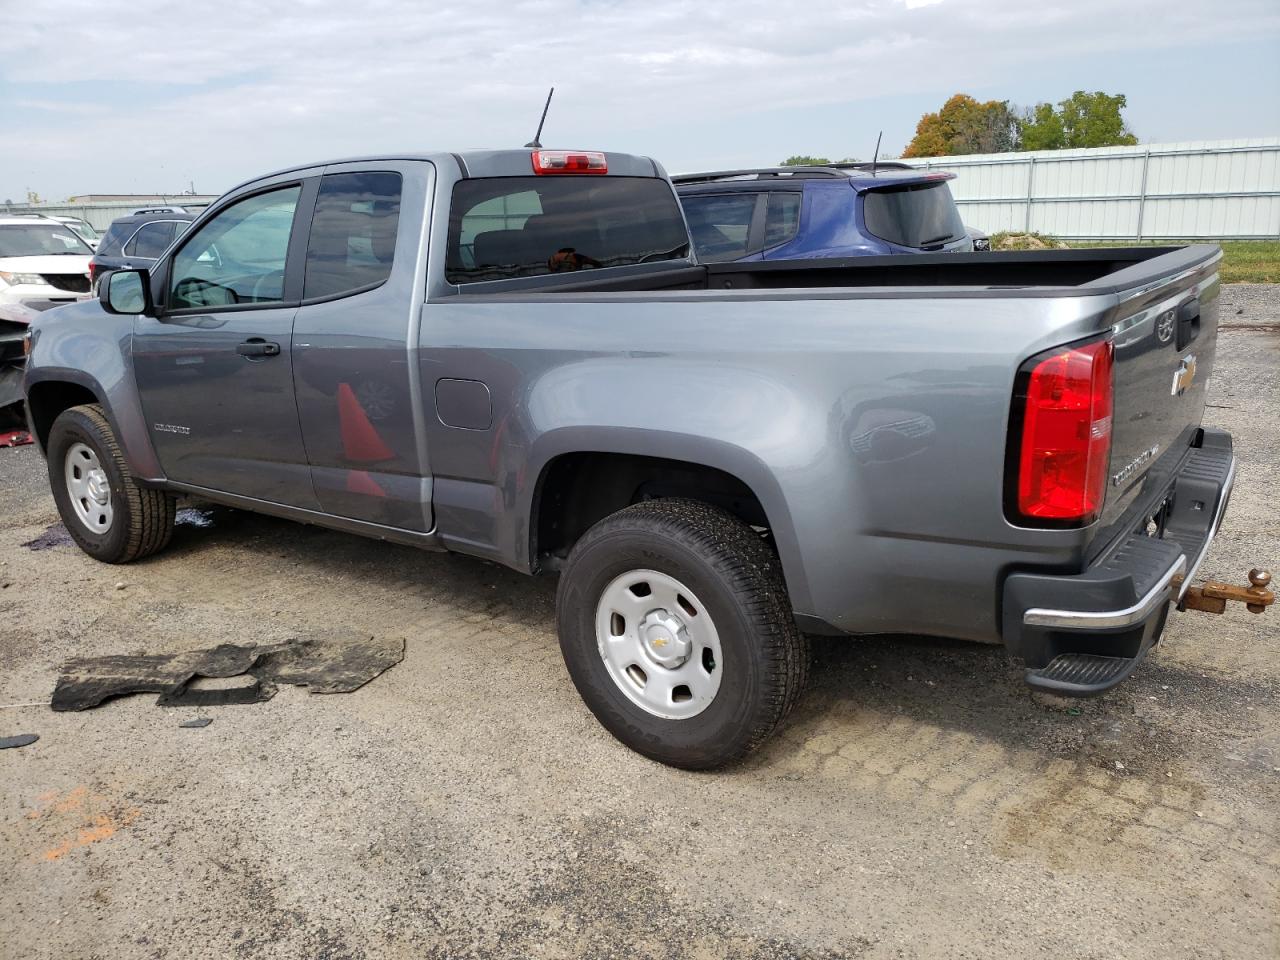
[1099,249,1222,529]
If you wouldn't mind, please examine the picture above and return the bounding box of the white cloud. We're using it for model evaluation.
[3,0,1278,196]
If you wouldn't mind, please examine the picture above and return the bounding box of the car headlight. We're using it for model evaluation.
[0,271,48,286]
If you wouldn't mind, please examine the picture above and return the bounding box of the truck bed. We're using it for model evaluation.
[448,245,1217,298]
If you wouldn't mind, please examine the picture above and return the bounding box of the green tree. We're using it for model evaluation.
[1020,91,1138,150]
[1018,102,1065,150]
[1057,90,1138,147]
[902,94,1019,158]
[778,156,862,167]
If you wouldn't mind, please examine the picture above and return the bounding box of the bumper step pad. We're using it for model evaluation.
[1005,429,1236,699]
[1025,652,1142,696]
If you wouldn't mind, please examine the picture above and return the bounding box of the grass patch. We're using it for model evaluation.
[989,231,1068,251]
[995,234,1280,283]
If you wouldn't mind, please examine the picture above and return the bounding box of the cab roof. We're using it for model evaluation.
[227,149,666,198]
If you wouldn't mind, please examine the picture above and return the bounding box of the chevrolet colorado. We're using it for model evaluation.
[22,148,1257,768]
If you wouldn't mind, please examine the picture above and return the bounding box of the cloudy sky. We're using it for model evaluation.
[4,0,1278,200]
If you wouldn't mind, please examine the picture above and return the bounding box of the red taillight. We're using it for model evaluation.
[87,262,98,282]
[531,150,607,175]
[1015,338,1113,523]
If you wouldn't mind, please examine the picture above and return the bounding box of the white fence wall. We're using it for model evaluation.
[906,138,1280,240]
[1,198,217,231]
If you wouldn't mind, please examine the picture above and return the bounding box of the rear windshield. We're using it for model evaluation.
[62,218,99,241]
[862,181,965,249]
[446,176,690,284]
[97,222,132,257]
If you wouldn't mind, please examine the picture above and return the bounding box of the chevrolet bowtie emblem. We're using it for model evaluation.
[1171,354,1197,396]
[652,637,668,648]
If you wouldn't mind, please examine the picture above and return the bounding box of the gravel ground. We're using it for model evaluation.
[1219,283,1280,328]
[0,285,1277,959]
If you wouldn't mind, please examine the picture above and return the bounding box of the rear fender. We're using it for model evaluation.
[521,426,813,616]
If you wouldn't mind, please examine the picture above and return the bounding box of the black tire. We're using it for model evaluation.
[556,498,809,770]
[47,404,176,564]
[0,401,26,431]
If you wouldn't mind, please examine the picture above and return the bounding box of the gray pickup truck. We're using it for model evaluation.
[22,148,1249,768]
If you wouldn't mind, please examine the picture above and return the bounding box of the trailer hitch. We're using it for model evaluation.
[1177,568,1273,615]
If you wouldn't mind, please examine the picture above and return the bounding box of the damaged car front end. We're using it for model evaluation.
[0,301,39,415]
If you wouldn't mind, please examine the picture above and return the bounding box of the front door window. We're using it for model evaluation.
[169,186,301,309]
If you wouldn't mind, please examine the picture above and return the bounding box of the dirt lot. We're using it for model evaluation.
[1,286,1277,960]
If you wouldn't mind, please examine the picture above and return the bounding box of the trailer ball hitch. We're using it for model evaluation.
[1178,568,1273,615]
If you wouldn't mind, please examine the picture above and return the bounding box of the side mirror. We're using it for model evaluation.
[100,269,154,316]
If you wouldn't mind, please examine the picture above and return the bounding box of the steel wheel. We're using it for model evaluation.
[64,441,114,533]
[558,499,808,769]
[594,568,723,720]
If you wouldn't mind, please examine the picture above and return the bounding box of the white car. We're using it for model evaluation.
[50,215,102,250]
[0,216,94,314]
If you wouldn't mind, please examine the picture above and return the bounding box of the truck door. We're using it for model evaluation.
[132,179,321,509]
[290,162,435,532]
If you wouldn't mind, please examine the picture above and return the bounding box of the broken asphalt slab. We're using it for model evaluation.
[51,633,405,712]
[0,734,39,749]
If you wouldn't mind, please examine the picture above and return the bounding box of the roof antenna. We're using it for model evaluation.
[525,87,555,148]
[871,130,882,176]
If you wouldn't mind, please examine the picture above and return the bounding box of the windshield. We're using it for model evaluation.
[0,224,93,257]
[446,176,690,284]
[63,219,100,241]
[862,181,966,249]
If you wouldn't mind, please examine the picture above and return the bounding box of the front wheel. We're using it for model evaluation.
[47,404,176,564]
[556,498,808,769]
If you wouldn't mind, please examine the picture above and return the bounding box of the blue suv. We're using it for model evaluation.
[673,162,974,262]
[89,211,195,289]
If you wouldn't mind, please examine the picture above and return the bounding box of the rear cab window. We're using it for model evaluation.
[445,177,689,284]
[304,172,402,300]
[862,181,965,249]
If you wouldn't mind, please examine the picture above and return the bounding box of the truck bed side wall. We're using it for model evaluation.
[420,292,1119,642]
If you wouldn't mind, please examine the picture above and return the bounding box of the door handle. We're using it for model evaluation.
[236,338,281,358]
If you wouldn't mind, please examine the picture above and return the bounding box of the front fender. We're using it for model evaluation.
[23,301,164,481]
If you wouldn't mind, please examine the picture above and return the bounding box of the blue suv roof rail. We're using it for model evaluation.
[671,167,850,185]
[826,161,918,172]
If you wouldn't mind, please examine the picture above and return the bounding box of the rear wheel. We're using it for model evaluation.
[556,498,808,769]
[47,404,175,564]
